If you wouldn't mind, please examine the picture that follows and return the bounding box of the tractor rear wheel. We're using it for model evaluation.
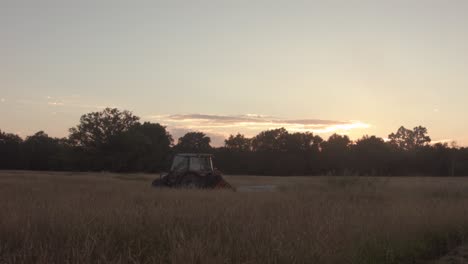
[178,172,205,188]
[152,178,167,188]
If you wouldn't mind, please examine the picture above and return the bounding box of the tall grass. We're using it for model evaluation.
[1,171,468,263]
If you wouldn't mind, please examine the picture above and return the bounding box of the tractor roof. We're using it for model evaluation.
[176,153,213,157]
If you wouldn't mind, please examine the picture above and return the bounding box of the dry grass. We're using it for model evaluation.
[1,171,468,264]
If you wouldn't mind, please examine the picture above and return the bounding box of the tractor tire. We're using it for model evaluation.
[151,178,168,188]
[178,172,205,188]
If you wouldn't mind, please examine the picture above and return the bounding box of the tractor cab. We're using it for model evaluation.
[171,154,214,174]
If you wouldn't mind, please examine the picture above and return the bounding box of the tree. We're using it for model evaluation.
[69,108,140,149]
[389,126,414,150]
[22,131,64,170]
[355,135,386,149]
[312,135,324,149]
[320,134,351,174]
[107,122,174,171]
[251,128,289,152]
[322,134,351,151]
[0,130,23,169]
[225,133,252,151]
[412,126,431,147]
[247,128,323,175]
[283,132,316,152]
[176,132,212,153]
[388,126,431,150]
[352,135,390,175]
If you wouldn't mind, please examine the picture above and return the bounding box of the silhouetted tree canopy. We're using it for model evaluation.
[22,131,65,170]
[224,134,252,151]
[0,130,23,169]
[351,135,391,175]
[176,132,212,153]
[105,122,173,171]
[284,132,321,152]
[320,134,352,174]
[354,135,387,154]
[69,108,140,149]
[389,126,431,150]
[322,134,351,153]
[252,128,289,152]
[1,108,467,176]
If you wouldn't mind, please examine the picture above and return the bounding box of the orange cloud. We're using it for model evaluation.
[146,113,371,146]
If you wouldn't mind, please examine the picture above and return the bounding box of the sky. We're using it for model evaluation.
[1,0,468,146]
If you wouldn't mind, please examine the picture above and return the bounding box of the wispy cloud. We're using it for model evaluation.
[48,101,65,106]
[146,113,371,146]
[15,96,110,110]
[154,113,369,133]
[0,98,5,103]
[45,96,109,109]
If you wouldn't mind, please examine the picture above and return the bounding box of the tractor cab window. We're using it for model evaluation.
[189,157,212,172]
[171,156,188,172]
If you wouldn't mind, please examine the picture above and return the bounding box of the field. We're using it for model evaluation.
[1,171,468,264]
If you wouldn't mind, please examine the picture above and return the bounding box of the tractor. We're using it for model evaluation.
[152,153,234,190]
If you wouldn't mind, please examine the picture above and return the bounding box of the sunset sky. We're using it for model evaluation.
[1,1,468,146]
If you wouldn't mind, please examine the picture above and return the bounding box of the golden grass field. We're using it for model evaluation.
[1,171,468,264]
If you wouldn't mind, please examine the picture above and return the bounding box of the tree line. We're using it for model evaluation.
[1,108,467,176]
